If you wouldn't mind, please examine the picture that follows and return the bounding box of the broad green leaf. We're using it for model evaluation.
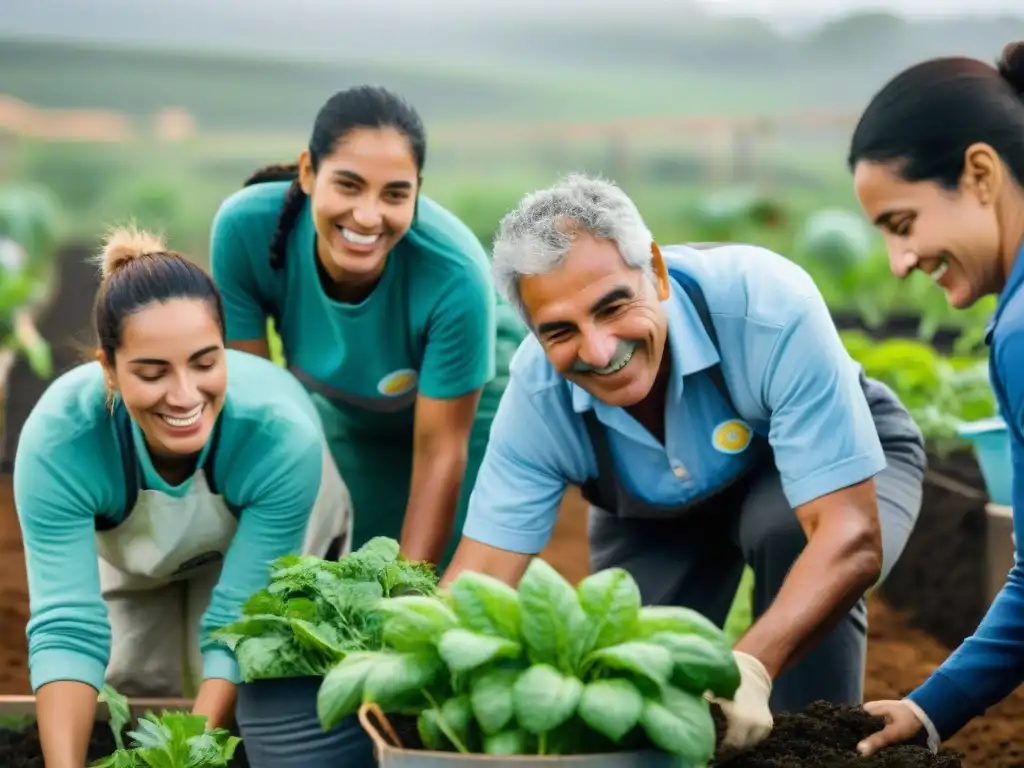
[285,597,319,620]
[447,571,522,640]
[649,631,741,699]
[585,641,674,686]
[635,606,729,646]
[291,618,344,656]
[639,688,715,765]
[417,709,448,751]
[577,678,644,742]
[234,636,294,681]
[89,749,139,768]
[438,629,522,674]
[363,650,443,709]
[211,615,291,647]
[517,559,587,671]
[512,664,583,735]
[355,536,402,568]
[98,684,131,752]
[471,668,520,735]
[440,695,474,749]
[377,595,459,651]
[576,567,641,654]
[317,651,380,730]
[485,730,529,755]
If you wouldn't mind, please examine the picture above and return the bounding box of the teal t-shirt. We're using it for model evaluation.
[13,349,325,692]
[209,182,497,438]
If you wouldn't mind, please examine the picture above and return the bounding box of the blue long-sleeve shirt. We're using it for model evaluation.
[13,349,325,692]
[907,245,1024,739]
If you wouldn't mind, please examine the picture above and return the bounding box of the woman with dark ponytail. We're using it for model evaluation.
[848,42,1024,756]
[210,85,526,571]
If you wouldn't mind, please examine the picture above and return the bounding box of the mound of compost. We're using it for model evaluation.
[713,700,962,767]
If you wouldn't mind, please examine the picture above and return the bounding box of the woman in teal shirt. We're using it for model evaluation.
[210,85,525,570]
[14,227,350,768]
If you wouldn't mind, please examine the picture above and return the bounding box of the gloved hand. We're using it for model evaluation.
[708,650,774,757]
[857,699,940,756]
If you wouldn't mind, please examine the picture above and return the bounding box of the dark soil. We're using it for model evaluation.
[0,720,248,767]
[712,700,963,767]
[878,449,990,649]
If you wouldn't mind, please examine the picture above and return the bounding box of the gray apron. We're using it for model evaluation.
[583,266,926,712]
[97,403,353,697]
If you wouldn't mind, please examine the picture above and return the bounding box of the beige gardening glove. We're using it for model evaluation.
[708,650,774,757]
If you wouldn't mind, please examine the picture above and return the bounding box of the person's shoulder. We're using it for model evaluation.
[221,350,321,439]
[991,293,1024,382]
[215,181,291,223]
[211,182,292,260]
[402,195,490,280]
[663,242,820,329]
[507,333,573,405]
[16,362,114,479]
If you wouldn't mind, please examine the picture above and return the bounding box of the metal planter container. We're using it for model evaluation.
[235,676,375,768]
[357,703,687,768]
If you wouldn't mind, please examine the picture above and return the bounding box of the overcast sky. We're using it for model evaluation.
[703,0,1020,20]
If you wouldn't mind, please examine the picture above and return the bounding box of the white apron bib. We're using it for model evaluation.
[98,430,352,696]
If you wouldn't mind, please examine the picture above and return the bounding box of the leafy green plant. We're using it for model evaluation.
[91,685,239,768]
[212,537,438,681]
[317,559,737,765]
[841,331,996,455]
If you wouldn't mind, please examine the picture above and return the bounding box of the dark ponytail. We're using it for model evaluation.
[243,164,305,270]
[244,85,426,271]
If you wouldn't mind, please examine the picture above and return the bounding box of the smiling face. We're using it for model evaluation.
[518,233,671,408]
[852,144,1014,309]
[104,298,227,460]
[299,126,419,295]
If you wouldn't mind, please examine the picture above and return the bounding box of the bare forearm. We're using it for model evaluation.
[441,538,534,589]
[734,529,881,678]
[193,678,237,730]
[400,448,467,564]
[36,680,100,768]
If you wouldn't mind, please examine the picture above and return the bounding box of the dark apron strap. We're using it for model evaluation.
[97,403,234,530]
[669,268,736,413]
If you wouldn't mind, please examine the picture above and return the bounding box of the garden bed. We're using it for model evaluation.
[0,695,250,767]
[878,450,990,650]
[713,701,961,767]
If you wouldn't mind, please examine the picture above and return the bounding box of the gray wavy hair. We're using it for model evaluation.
[491,173,655,322]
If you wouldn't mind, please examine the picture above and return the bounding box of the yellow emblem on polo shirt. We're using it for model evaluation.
[378,368,418,397]
[712,419,753,454]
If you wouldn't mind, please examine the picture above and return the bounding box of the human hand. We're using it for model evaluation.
[708,650,774,758]
[856,699,939,756]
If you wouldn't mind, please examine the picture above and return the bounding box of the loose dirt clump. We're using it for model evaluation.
[714,700,962,767]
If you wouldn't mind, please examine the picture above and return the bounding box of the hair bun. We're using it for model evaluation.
[98,226,166,279]
[997,41,1024,95]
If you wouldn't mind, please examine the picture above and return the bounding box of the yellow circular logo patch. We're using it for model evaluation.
[712,419,753,454]
[377,368,419,397]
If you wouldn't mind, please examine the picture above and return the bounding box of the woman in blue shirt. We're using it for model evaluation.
[848,42,1024,755]
[14,227,350,768]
